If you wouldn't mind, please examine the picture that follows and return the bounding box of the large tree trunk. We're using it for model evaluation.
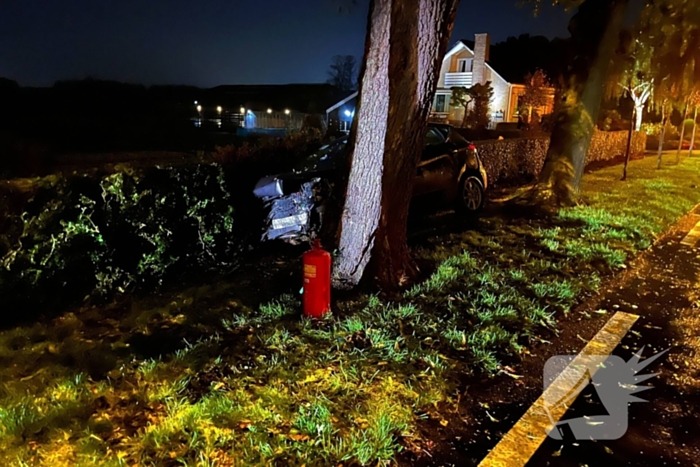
[332,0,459,290]
[676,102,689,164]
[689,106,698,157]
[532,0,629,207]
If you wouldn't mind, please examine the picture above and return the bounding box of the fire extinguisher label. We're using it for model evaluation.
[304,264,317,278]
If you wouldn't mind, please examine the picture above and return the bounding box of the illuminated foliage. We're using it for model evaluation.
[519,69,553,128]
[451,81,494,130]
[0,165,245,318]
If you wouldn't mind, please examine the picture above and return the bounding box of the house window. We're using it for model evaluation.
[457,58,473,73]
[435,95,446,113]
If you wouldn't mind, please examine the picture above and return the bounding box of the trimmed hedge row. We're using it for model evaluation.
[476,130,647,186]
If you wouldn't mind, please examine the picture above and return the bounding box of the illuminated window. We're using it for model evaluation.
[457,58,473,73]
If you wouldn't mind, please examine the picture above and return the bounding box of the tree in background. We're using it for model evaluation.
[523,0,699,190]
[623,81,652,131]
[653,88,674,169]
[675,99,690,164]
[606,29,654,132]
[519,69,552,129]
[451,86,475,128]
[527,0,630,207]
[332,0,459,290]
[640,0,700,164]
[327,55,358,92]
[687,91,700,156]
[450,82,493,130]
[464,82,494,130]
[604,31,654,180]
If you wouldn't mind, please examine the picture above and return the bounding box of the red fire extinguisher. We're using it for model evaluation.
[303,239,331,318]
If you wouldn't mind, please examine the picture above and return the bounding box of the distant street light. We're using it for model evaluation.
[240,107,245,114]
[267,108,272,114]
[217,106,222,113]
[284,109,290,115]
[196,105,202,113]
[194,100,198,105]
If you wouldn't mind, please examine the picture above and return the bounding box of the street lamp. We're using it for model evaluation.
[217,106,222,114]
[240,107,245,114]
[196,105,202,113]
[267,108,272,114]
[284,109,290,115]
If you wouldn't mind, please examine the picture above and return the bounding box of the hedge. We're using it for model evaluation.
[0,132,321,322]
[476,130,647,186]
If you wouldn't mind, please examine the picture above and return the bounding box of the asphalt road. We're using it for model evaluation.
[525,209,700,467]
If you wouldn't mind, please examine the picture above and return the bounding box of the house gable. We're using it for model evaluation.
[440,40,512,89]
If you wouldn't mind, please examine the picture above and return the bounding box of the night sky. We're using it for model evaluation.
[0,0,573,88]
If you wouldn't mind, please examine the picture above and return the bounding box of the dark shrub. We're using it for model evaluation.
[0,164,247,323]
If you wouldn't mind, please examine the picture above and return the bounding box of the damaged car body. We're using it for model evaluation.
[253,123,488,243]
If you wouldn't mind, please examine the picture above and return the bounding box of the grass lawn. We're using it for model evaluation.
[1,155,699,466]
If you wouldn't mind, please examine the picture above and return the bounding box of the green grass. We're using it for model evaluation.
[0,155,699,466]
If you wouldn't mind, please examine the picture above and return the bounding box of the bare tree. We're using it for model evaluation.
[327,55,358,92]
[332,0,459,290]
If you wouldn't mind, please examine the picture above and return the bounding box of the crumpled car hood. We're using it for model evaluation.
[261,178,321,242]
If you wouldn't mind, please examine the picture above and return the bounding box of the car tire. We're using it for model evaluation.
[457,174,485,213]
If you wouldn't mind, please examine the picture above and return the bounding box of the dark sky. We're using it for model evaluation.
[0,0,573,88]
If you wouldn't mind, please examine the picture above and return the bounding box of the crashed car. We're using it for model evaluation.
[253,123,488,242]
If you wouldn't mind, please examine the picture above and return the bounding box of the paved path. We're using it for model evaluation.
[522,207,700,466]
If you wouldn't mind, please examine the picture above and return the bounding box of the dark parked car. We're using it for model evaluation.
[253,123,488,242]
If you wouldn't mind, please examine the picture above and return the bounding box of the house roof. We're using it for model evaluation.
[446,41,510,86]
[205,84,353,114]
[457,35,569,85]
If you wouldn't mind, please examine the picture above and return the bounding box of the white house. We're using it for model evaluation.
[432,33,554,126]
[326,33,555,130]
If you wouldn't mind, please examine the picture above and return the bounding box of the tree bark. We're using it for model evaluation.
[689,106,698,157]
[634,103,644,131]
[657,104,668,169]
[676,101,689,164]
[532,0,629,207]
[461,103,470,128]
[621,107,635,181]
[332,0,459,291]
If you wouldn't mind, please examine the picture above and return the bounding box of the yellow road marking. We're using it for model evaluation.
[478,311,639,467]
[681,219,700,247]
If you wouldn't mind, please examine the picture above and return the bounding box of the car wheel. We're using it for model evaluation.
[458,175,485,213]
